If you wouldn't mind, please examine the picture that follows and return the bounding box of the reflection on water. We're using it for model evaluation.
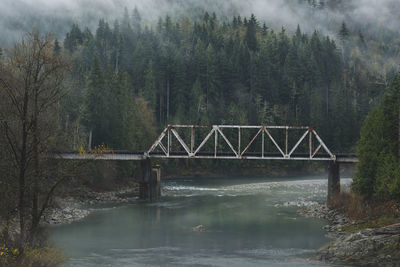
[50,175,351,266]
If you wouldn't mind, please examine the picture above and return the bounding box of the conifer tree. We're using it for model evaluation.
[338,21,350,41]
[245,14,258,51]
[143,60,157,109]
[84,57,108,147]
[54,39,61,56]
[262,23,268,35]
[132,6,142,32]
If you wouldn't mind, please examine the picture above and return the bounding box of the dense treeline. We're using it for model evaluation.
[353,75,400,199]
[59,10,390,154]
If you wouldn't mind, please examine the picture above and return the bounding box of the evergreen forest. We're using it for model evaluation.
[59,9,397,156]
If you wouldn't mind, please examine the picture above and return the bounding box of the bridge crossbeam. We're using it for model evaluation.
[148,125,336,161]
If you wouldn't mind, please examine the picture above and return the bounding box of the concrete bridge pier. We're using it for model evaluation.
[152,165,161,197]
[138,159,161,201]
[327,161,340,207]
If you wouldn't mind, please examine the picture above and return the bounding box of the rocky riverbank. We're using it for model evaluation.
[298,204,400,266]
[43,186,139,225]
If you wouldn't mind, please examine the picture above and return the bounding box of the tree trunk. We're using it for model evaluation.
[115,48,119,73]
[326,84,329,116]
[167,79,170,124]
[18,90,29,247]
[159,92,162,126]
[88,129,92,150]
[30,94,40,245]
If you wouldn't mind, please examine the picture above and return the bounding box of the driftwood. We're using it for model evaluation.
[373,223,400,235]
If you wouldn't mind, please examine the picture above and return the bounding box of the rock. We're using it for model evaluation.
[298,203,400,266]
[318,228,399,266]
[192,225,207,232]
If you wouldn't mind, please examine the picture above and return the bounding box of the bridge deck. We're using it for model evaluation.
[53,151,358,163]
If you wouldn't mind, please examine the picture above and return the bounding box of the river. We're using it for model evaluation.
[50,175,351,266]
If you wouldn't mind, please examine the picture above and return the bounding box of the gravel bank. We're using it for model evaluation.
[43,187,139,225]
[298,204,400,266]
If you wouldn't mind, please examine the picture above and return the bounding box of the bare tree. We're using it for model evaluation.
[0,31,70,248]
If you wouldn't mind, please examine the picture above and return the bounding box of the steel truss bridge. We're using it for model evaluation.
[57,125,358,163]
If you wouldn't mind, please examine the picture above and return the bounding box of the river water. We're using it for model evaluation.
[50,175,351,266]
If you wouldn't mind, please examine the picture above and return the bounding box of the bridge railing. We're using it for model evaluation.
[147,125,335,161]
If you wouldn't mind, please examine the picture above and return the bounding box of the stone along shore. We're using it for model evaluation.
[298,204,400,267]
[44,187,139,225]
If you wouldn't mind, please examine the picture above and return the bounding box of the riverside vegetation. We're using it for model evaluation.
[300,75,400,266]
[1,0,400,265]
[318,75,400,266]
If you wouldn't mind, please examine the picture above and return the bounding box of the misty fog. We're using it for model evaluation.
[1,0,399,46]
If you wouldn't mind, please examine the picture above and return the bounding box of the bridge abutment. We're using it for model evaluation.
[327,161,340,207]
[138,159,161,201]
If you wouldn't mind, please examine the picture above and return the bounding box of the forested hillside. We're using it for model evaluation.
[57,8,397,154]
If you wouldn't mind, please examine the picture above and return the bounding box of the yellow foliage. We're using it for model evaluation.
[91,143,113,155]
[0,245,19,266]
[78,145,87,155]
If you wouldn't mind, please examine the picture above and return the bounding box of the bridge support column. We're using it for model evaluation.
[152,165,161,197]
[138,159,161,201]
[327,161,340,207]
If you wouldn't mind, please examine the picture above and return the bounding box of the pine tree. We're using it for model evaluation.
[232,17,238,28]
[108,72,136,148]
[64,24,83,52]
[205,44,219,112]
[84,57,109,147]
[295,25,302,41]
[237,15,242,25]
[95,19,112,65]
[358,31,367,52]
[245,14,258,51]
[190,78,205,124]
[54,39,61,56]
[262,23,268,36]
[338,21,350,41]
[143,60,157,109]
[132,6,142,32]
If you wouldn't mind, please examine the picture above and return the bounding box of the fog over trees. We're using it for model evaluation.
[1,0,399,45]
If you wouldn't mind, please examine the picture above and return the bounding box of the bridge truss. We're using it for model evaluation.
[147,125,336,161]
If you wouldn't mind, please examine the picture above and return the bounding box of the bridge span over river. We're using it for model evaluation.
[54,125,358,205]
